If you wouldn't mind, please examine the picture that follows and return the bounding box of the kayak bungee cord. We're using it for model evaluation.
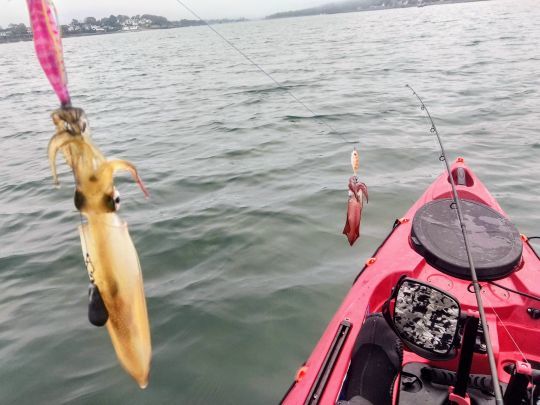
[488,280,540,303]
[406,84,504,405]
[26,0,152,388]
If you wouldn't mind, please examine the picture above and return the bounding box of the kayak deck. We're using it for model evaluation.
[282,158,540,404]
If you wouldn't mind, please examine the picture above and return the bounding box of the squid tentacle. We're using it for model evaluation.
[98,160,150,198]
[48,134,104,184]
[47,132,74,184]
[348,176,369,204]
[357,182,369,204]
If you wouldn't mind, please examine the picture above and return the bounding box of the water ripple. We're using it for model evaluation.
[1,1,540,403]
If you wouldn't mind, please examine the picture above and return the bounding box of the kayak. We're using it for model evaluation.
[281,158,540,405]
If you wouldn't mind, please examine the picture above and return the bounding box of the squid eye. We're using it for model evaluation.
[113,188,121,211]
[81,121,87,133]
[74,189,85,210]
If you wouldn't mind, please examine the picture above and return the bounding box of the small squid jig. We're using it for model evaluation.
[343,148,368,246]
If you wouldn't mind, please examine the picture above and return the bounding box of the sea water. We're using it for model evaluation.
[0,1,539,403]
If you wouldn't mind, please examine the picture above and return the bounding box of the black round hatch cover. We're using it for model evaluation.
[411,199,522,281]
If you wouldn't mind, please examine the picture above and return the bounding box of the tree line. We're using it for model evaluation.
[1,14,246,43]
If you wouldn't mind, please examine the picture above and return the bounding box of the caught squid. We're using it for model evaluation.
[27,0,151,388]
[49,107,151,388]
[343,149,368,246]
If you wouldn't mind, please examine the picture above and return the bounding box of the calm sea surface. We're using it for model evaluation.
[1,1,539,403]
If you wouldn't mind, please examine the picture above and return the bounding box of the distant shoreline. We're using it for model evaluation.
[0,0,490,45]
[0,15,243,45]
[1,29,150,45]
[0,25,212,45]
[266,0,490,19]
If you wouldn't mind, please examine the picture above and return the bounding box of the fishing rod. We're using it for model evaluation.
[173,0,355,145]
[406,84,504,405]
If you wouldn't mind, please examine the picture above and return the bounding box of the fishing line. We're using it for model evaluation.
[406,84,504,405]
[173,0,354,145]
[78,212,96,282]
[482,292,530,365]
[483,293,537,405]
[81,236,95,281]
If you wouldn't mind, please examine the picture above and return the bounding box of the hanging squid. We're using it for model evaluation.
[343,148,368,246]
[27,0,152,388]
[48,107,152,388]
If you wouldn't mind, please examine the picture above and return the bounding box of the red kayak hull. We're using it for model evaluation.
[282,158,540,405]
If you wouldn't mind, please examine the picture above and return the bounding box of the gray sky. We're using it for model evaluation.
[1,0,327,27]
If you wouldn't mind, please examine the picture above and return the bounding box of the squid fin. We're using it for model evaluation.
[79,216,151,388]
[343,197,362,246]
